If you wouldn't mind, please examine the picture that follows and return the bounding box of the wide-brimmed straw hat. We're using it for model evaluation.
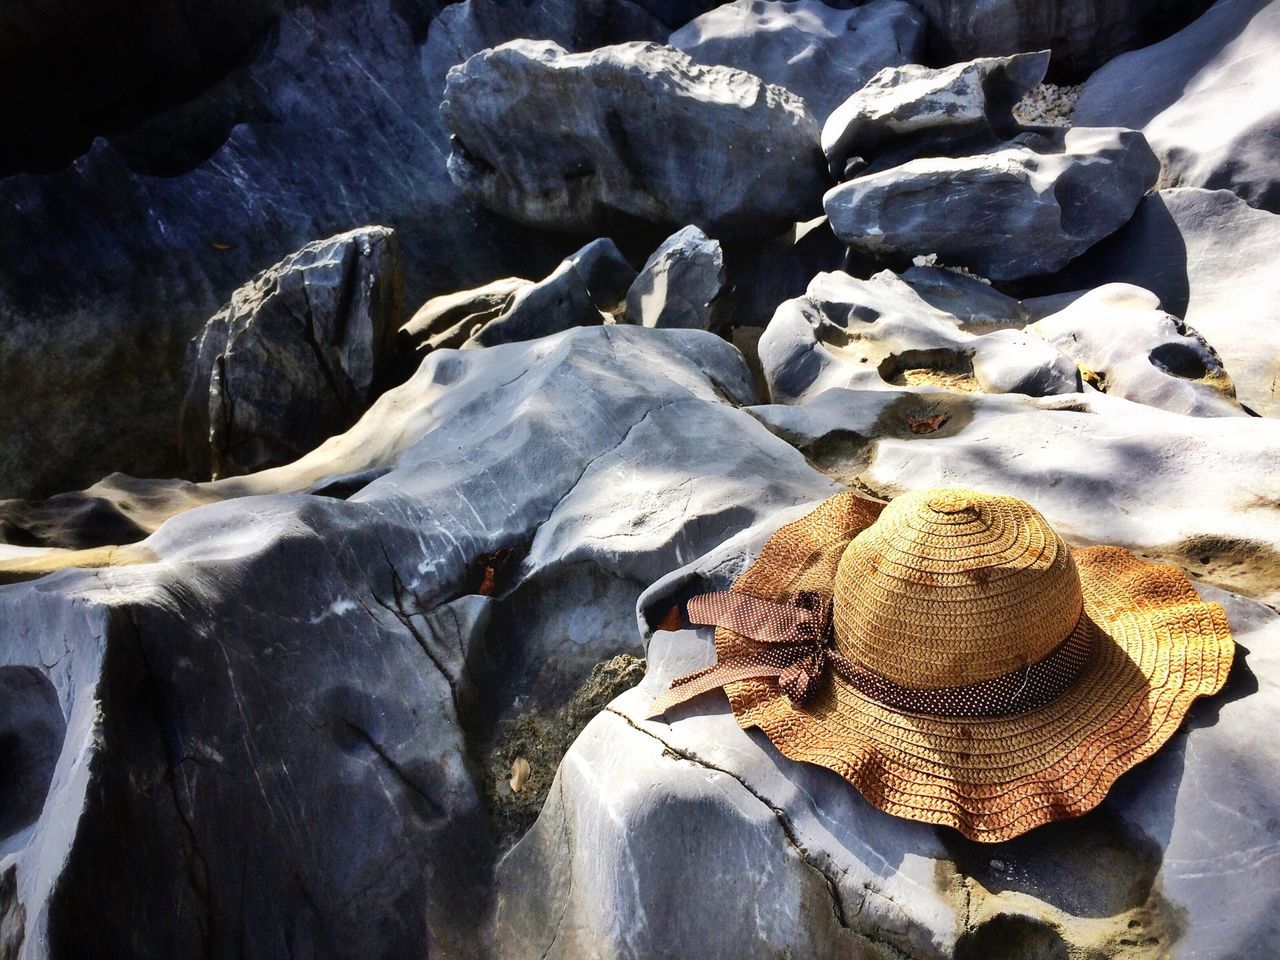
[652,488,1235,842]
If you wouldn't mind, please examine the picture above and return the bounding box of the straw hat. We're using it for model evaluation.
[654,488,1235,842]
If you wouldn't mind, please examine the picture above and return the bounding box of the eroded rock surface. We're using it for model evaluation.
[1030,284,1245,418]
[1074,0,1280,214]
[0,326,843,958]
[824,127,1160,280]
[182,227,403,480]
[442,40,830,237]
[670,0,927,121]
[1049,187,1280,417]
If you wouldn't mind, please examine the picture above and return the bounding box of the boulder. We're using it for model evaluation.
[1047,188,1280,417]
[397,278,534,359]
[625,226,727,330]
[758,270,1081,403]
[182,227,403,481]
[466,239,636,348]
[905,0,1215,82]
[1029,284,1246,418]
[496,575,1279,958]
[442,40,830,238]
[0,0,667,499]
[720,216,849,329]
[0,325,845,958]
[669,0,927,121]
[821,51,1049,180]
[1074,0,1280,214]
[823,127,1160,280]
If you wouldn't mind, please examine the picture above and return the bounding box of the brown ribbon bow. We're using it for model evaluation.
[649,590,862,715]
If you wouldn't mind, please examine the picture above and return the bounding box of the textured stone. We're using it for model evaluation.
[398,277,533,360]
[824,126,1160,280]
[495,574,1277,959]
[442,40,829,238]
[1048,188,1280,417]
[1030,283,1246,418]
[0,325,851,957]
[822,51,1049,180]
[1074,0,1280,214]
[182,227,403,481]
[905,0,1215,82]
[758,270,1081,403]
[669,0,927,121]
[0,0,666,499]
[625,226,727,330]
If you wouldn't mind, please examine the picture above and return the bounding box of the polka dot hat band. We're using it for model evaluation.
[650,488,1235,842]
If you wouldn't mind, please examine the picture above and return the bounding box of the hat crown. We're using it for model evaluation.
[832,488,1083,689]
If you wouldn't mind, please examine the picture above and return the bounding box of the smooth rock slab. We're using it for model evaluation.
[0,326,844,959]
[442,40,830,238]
[751,387,1280,602]
[1048,187,1280,417]
[182,226,403,481]
[625,225,727,330]
[824,126,1160,280]
[1074,0,1280,214]
[822,51,1049,180]
[1029,283,1246,418]
[495,506,1279,959]
[669,0,927,121]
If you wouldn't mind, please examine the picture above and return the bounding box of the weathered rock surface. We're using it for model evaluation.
[669,0,927,121]
[1029,284,1246,418]
[442,40,830,238]
[824,127,1160,280]
[0,325,846,958]
[905,0,1215,82]
[182,227,403,481]
[1074,0,1280,214]
[496,574,1277,959]
[398,238,635,360]
[822,51,1049,180]
[758,270,1083,403]
[1048,188,1280,417]
[752,387,1280,601]
[0,0,668,499]
[466,239,636,348]
[398,277,534,360]
[625,226,727,330]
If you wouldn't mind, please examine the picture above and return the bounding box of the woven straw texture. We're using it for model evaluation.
[717,489,1235,842]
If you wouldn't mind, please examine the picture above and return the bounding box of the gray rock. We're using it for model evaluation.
[721,216,849,329]
[181,227,403,481]
[0,325,846,958]
[823,126,1160,280]
[1048,187,1280,417]
[750,387,1280,601]
[758,270,1080,403]
[466,239,637,348]
[1030,283,1246,418]
[398,277,534,358]
[442,40,830,238]
[906,0,1215,82]
[625,226,727,330]
[0,0,667,499]
[1074,0,1280,214]
[496,574,1278,959]
[669,0,927,121]
[822,51,1049,180]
